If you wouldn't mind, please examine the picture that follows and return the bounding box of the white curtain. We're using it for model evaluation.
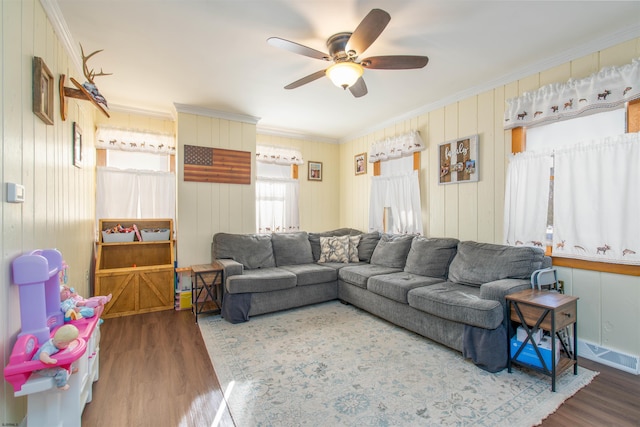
[138,170,176,219]
[256,178,299,233]
[255,145,304,165]
[368,130,425,163]
[369,170,423,235]
[504,151,553,247]
[553,133,640,265]
[504,58,639,129]
[96,167,176,224]
[96,168,139,219]
[95,126,176,154]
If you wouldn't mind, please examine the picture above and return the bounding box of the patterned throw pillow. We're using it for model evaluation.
[318,235,350,263]
[348,235,361,263]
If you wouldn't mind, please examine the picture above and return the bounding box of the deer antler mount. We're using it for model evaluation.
[80,44,112,85]
[59,43,112,121]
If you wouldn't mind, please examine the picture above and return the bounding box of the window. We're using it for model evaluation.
[95,127,176,222]
[503,59,640,266]
[370,153,423,235]
[505,107,639,265]
[106,150,171,172]
[525,108,627,243]
[255,146,302,233]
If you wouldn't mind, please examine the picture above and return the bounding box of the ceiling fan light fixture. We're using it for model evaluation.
[326,62,364,89]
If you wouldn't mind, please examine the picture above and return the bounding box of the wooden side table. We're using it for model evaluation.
[506,289,578,391]
[191,262,224,323]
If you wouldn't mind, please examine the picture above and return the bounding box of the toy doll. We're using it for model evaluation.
[32,324,79,390]
[61,298,95,320]
[60,285,112,309]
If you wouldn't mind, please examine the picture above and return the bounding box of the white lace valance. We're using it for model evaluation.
[504,58,640,129]
[256,145,304,165]
[95,126,176,154]
[368,130,425,163]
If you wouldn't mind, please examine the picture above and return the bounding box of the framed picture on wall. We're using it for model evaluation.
[33,57,54,125]
[73,122,83,168]
[308,161,323,181]
[438,134,479,184]
[355,153,367,175]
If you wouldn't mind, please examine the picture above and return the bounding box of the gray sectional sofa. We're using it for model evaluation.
[211,229,550,372]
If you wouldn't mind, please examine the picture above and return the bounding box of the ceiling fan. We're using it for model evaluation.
[267,8,429,98]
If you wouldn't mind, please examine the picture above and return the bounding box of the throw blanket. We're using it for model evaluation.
[462,324,508,372]
[221,293,251,323]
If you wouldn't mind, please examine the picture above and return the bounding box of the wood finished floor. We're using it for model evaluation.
[82,309,640,427]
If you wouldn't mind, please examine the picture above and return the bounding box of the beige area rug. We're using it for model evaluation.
[199,301,597,427]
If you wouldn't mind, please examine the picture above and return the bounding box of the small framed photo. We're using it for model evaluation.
[355,153,367,175]
[308,161,323,181]
[73,122,83,168]
[33,57,54,125]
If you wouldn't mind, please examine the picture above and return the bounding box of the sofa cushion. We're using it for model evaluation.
[404,237,459,279]
[213,233,275,270]
[358,231,380,262]
[280,264,337,286]
[318,236,350,263]
[318,261,366,270]
[348,235,361,263]
[338,264,403,289]
[367,272,445,304]
[369,234,414,268]
[271,232,314,266]
[448,241,546,286]
[407,282,503,329]
[309,228,362,261]
[225,267,296,294]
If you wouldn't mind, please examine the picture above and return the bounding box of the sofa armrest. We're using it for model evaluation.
[216,259,244,278]
[480,278,530,307]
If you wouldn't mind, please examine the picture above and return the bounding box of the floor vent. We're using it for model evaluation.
[578,341,639,375]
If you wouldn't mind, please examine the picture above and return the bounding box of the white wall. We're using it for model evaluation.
[1,1,97,423]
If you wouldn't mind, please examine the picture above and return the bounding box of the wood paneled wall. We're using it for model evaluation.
[95,109,176,135]
[340,37,640,361]
[175,112,256,267]
[1,1,97,423]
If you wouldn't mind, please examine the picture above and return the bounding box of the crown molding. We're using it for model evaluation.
[173,103,260,124]
[40,0,82,75]
[341,23,640,143]
[257,126,339,144]
[108,104,176,121]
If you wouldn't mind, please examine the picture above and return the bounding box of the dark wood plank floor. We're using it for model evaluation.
[83,310,640,427]
[81,310,234,427]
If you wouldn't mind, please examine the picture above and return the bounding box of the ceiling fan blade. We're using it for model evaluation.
[349,77,368,98]
[267,37,330,61]
[361,55,429,70]
[284,69,327,89]
[345,9,391,56]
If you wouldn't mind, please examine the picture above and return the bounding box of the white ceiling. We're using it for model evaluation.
[52,1,640,141]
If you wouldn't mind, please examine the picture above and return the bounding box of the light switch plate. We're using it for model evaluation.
[7,183,25,203]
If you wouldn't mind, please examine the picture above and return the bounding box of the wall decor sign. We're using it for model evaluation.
[73,122,83,168]
[33,57,55,125]
[308,161,323,181]
[354,153,367,175]
[438,134,479,184]
[183,145,251,184]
